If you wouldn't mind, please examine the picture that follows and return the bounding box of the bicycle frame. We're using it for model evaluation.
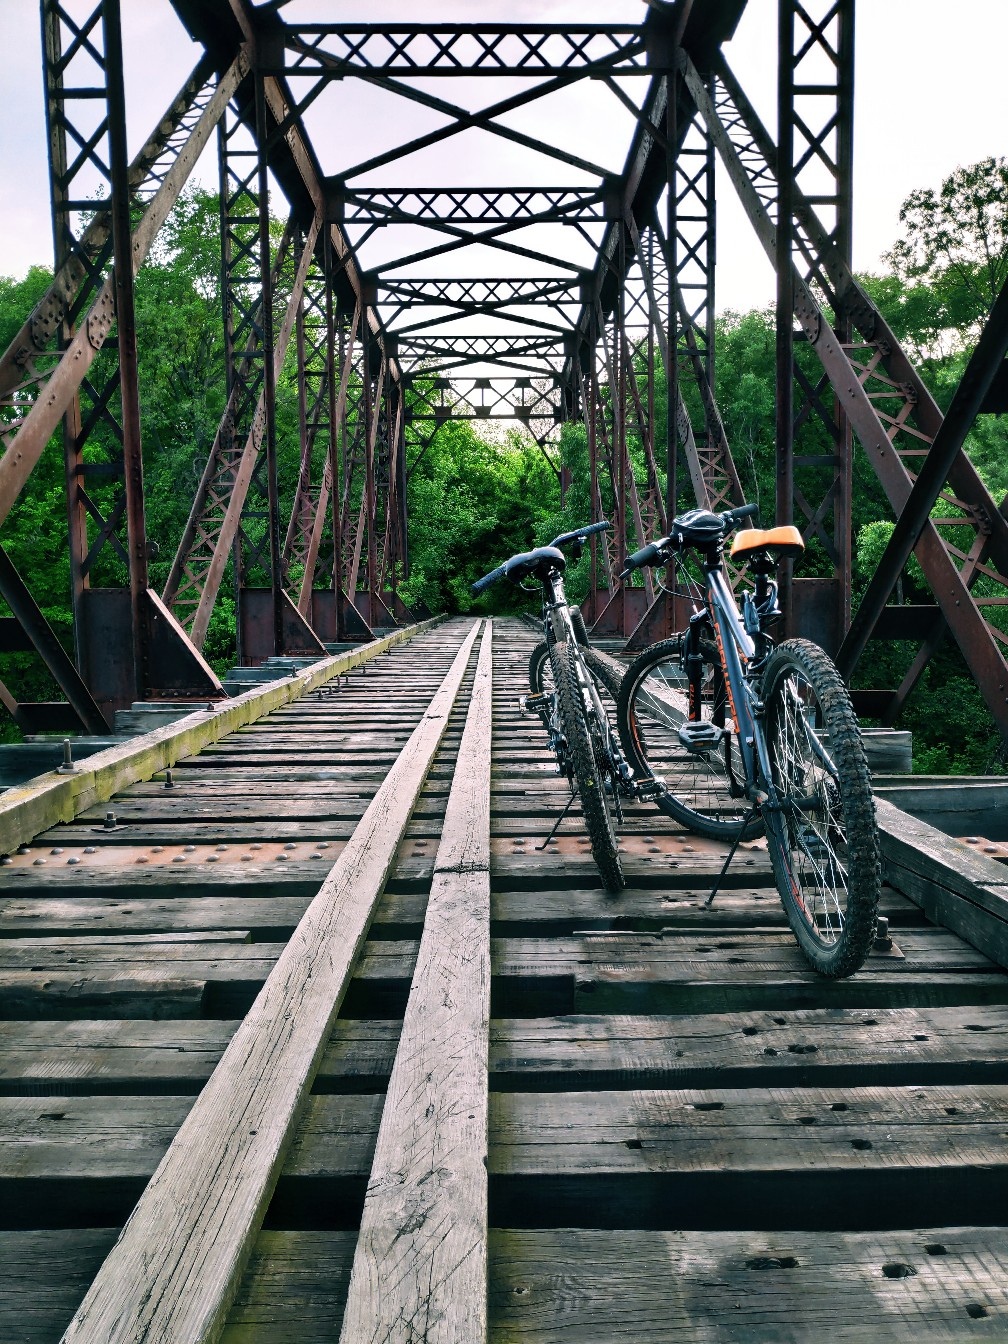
[692,552,840,905]
[684,554,787,815]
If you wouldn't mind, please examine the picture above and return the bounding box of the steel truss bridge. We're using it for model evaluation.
[1,0,1007,743]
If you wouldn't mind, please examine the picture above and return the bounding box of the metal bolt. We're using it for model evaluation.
[874,916,892,952]
[57,738,78,774]
[164,768,175,790]
[104,811,117,830]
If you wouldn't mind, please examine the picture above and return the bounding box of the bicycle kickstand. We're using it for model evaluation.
[536,786,579,851]
[704,804,760,908]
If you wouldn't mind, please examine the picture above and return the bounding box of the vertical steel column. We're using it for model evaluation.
[776,0,856,648]
[328,275,346,637]
[616,236,628,583]
[103,0,150,699]
[586,338,600,619]
[254,70,284,656]
[363,329,378,623]
[775,0,796,627]
[665,71,679,525]
[217,104,252,665]
[41,0,89,674]
[40,0,145,717]
[834,0,855,639]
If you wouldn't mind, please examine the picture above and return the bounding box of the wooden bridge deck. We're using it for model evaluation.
[1,617,1007,1341]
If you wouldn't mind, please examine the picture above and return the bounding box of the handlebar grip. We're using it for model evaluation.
[579,519,612,538]
[470,563,507,596]
[722,502,760,527]
[622,541,664,576]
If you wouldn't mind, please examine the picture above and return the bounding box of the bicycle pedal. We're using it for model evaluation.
[678,720,724,753]
[636,775,667,798]
[519,692,549,714]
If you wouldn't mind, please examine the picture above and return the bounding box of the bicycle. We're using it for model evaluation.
[472,520,643,893]
[617,503,881,978]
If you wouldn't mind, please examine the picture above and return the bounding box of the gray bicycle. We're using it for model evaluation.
[472,521,645,893]
[618,504,881,978]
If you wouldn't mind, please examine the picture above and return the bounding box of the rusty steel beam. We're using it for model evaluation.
[0,44,246,528]
[0,545,108,735]
[282,25,650,78]
[163,213,319,651]
[338,186,615,227]
[837,279,1008,680]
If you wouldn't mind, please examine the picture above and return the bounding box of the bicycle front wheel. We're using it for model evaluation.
[553,640,625,893]
[761,638,881,979]
[616,636,759,840]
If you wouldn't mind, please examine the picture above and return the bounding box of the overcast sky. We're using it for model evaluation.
[1,1,1006,316]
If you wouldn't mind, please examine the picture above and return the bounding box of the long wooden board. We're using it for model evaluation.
[58,619,482,1344]
[340,620,494,1343]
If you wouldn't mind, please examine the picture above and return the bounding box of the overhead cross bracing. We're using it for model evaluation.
[0,0,1007,743]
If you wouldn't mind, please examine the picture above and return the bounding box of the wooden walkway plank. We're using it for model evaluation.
[57,619,482,1344]
[338,620,494,1344]
[0,617,444,860]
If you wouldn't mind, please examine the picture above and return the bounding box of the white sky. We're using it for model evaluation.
[1,0,1006,316]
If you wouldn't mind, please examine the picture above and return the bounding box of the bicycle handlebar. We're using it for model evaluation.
[470,520,611,596]
[470,563,508,595]
[619,503,761,578]
[549,519,612,549]
[722,502,760,527]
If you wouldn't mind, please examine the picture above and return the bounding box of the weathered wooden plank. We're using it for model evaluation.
[0,885,921,943]
[0,1019,236,1095]
[340,620,494,1344]
[488,1227,1008,1340]
[0,1230,118,1344]
[10,1085,1008,1233]
[222,1230,357,1344]
[487,1085,1008,1229]
[58,619,481,1344]
[4,1224,1004,1344]
[0,971,207,1020]
[8,1002,1008,1099]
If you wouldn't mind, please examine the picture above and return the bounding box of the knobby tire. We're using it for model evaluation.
[761,638,881,978]
[552,639,625,893]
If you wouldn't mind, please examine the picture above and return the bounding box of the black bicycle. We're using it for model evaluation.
[618,504,881,978]
[472,521,638,893]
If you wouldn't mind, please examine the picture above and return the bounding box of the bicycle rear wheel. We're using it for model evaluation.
[761,638,880,978]
[616,636,759,840]
[553,640,625,892]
